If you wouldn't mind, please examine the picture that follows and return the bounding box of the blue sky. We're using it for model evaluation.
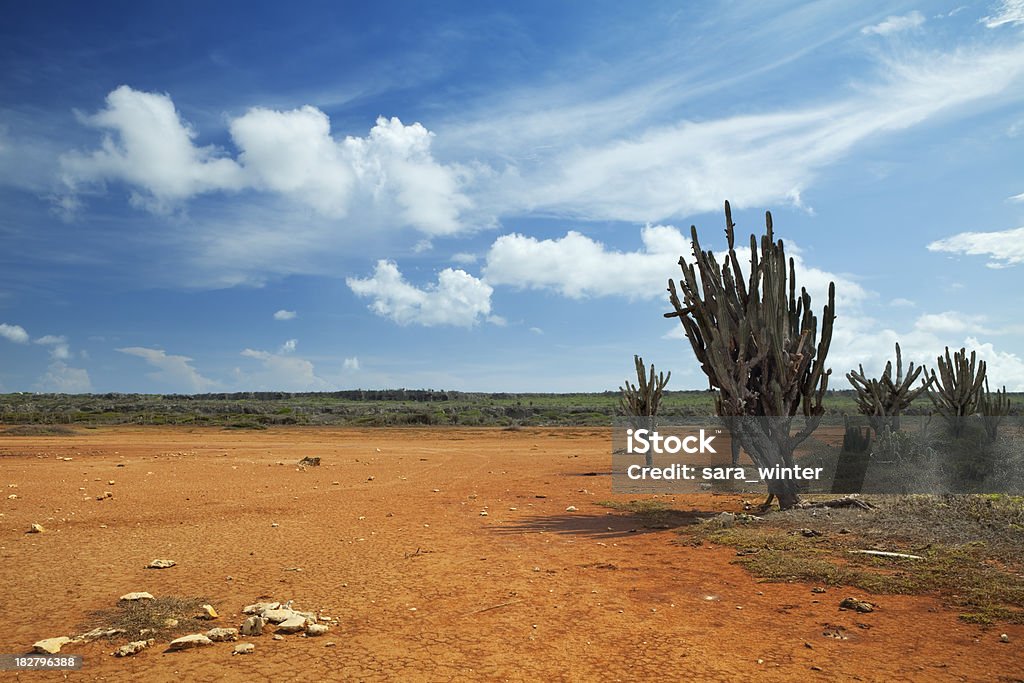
[2,0,1024,393]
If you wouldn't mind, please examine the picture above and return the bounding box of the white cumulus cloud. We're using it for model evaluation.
[60,86,245,210]
[117,346,218,393]
[0,323,29,344]
[347,260,494,327]
[343,357,360,370]
[484,224,867,310]
[61,87,474,234]
[273,309,297,320]
[239,347,330,391]
[35,361,92,393]
[35,334,70,360]
[927,226,1024,268]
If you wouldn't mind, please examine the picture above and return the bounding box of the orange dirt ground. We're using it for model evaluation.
[0,426,1021,682]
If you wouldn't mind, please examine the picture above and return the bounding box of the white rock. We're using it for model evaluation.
[242,601,279,615]
[241,615,265,636]
[79,627,125,641]
[566,506,578,512]
[262,608,296,624]
[167,634,214,651]
[113,639,153,657]
[1000,633,1010,643]
[305,623,329,637]
[233,642,255,655]
[146,559,176,569]
[276,615,307,633]
[28,523,44,533]
[119,592,155,602]
[272,634,284,641]
[206,627,238,642]
[33,637,70,654]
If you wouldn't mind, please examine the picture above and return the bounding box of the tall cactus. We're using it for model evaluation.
[619,355,670,419]
[925,347,986,437]
[979,377,1011,442]
[847,343,931,434]
[666,201,835,510]
[619,355,670,467]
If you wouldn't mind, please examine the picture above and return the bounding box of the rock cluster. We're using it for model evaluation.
[28,595,332,660]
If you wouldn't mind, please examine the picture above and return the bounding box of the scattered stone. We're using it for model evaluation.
[206,627,238,642]
[33,637,71,654]
[367,475,375,481]
[305,623,329,637]
[272,634,284,641]
[710,512,735,528]
[146,559,176,569]
[798,528,822,538]
[28,523,44,533]
[262,608,295,624]
[96,491,113,500]
[199,604,219,619]
[271,522,279,528]
[119,592,155,602]
[167,634,214,651]
[108,480,115,485]
[8,494,18,499]
[566,506,578,512]
[113,639,153,657]
[241,616,265,636]
[243,601,279,615]
[811,587,827,594]
[298,456,321,466]
[164,618,179,628]
[276,615,307,633]
[839,597,875,613]
[117,463,125,467]
[79,627,126,641]
[1000,633,1010,643]
[325,641,336,648]
[479,511,488,517]
[233,643,255,655]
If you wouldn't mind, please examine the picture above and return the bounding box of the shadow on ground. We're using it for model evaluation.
[492,509,717,539]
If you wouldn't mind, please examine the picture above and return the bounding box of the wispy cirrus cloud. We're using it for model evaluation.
[861,11,925,36]
[927,225,1024,268]
[983,0,1024,28]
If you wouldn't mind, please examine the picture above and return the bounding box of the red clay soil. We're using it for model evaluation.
[0,426,1021,682]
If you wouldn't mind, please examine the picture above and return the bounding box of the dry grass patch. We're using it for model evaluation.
[81,596,212,642]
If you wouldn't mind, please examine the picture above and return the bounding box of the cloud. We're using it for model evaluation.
[861,11,925,36]
[0,323,29,344]
[529,327,544,335]
[913,311,993,335]
[34,334,70,360]
[280,339,297,354]
[484,225,688,299]
[61,87,474,234]
[890,297,916,307]
[35,361,92,393]
[60,86,245,211]
[983,0,1024,28]
[273,309,297,320]
[824,310,1024,391]
[451,252,478,264]
[343,357,360,370]
[239,347,330,391]
[454,42,1024,223]
[117,346,218,392]
[927,226,1024,268]
[483,224,867,309]
[347,260,494,327]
